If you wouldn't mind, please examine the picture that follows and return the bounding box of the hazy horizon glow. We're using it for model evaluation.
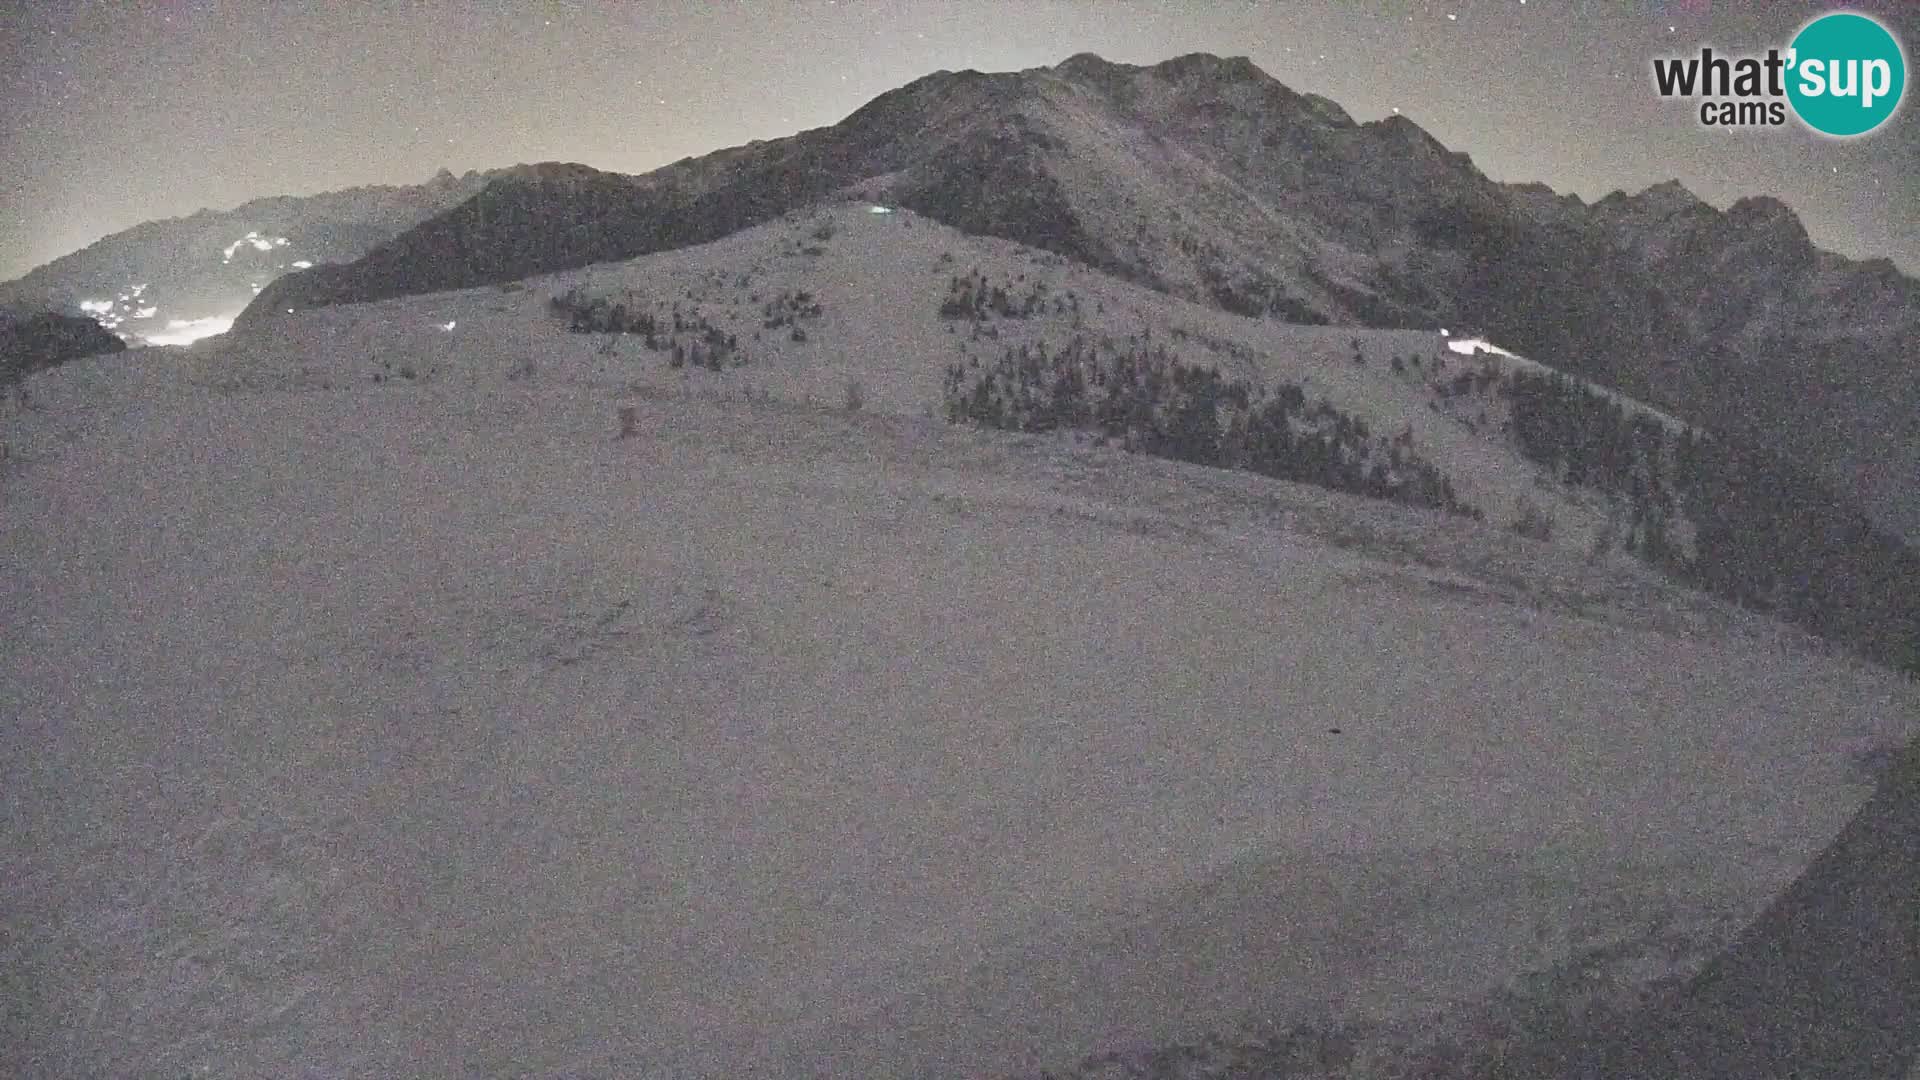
[141,314,235,346]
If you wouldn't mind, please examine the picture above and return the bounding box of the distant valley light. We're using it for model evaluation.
[142,315,234,346]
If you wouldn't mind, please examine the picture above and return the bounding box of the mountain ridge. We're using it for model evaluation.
[14,50,1918,538]
[0,165,573,341]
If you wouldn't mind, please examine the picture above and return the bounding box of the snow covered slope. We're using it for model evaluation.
[3,203,1916,1079]
[221,202,1668,559]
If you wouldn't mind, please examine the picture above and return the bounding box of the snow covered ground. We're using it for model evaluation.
[205,204,1673,551]
[3,207,1916,1078]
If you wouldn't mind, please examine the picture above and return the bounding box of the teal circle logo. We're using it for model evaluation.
[1786,12,1906,137]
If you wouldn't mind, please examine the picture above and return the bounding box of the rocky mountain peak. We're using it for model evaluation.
[1590,180,1719,238]
[1150,51,1267,83]
[1726,193,1802,229]
[1045,51,1353,126]
[1371,112,1444,146]
[1053,51,1120,79]
[1723,194,1814,258]
[1635,179,1706,212]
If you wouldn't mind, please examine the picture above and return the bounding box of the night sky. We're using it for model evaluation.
[3,0,1915,281]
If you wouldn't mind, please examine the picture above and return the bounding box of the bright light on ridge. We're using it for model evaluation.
[222,231,290,263]
[1446,336,1522,359]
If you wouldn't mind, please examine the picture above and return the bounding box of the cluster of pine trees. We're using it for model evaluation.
[761,289,825,341]
[548,288,662,341]
[1436,366,1502,400]
[1192,261,1326,324]
[937,270,1075,321]
[1675,434,1920,675]
[668,326,738,371]
[941,335,1477,518]
[547,288,742,370]
[1496,363,1920,676]
[1501,368,1681,562]
[760,289,823,329]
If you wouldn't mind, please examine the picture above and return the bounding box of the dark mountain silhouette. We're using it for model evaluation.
[245,54,1518,325]
[1579,184,1920,541]
[0,310,125,387]
[236,53,1919,543]
[0,166,557,340]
